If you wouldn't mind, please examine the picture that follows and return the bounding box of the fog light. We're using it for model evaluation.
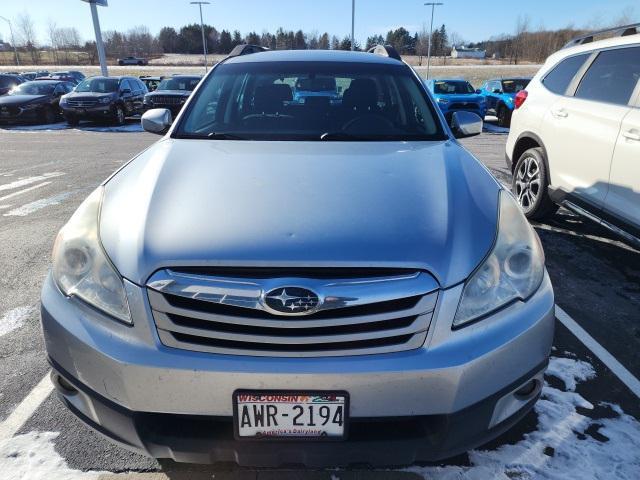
[54,374,78,395]
[515,379,538,398]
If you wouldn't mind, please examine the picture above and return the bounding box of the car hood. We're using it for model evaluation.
[147,90,191,96]
[67,92,115,99]
[0,94,49,106]
[100,139,500,287]
[437,93,484,103]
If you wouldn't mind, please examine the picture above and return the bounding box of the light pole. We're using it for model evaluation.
[81,0,108,76]
[0,16,19,66]
[190,1,210,73]
[351,0,355,51]
[424,2,443,80]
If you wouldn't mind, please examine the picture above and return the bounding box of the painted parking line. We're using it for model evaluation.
[556,305,640,399]
[3,191,75,217]
[0,375,54,442]
[0,182,52,203]
[0,172,65,193]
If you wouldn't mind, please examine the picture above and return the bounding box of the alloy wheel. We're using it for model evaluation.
[515,155,541,213]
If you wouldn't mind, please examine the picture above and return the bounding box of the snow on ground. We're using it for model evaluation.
[0,432,101,480]
[0,306,36,337]
[0,122,143,133]
[401,356,640,480]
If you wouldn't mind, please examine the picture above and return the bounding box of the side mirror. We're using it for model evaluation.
[141,108,172,135]
[449,111,483,139]
[475,89,481,94]
[492,88,502,94]
[121,88,132,95]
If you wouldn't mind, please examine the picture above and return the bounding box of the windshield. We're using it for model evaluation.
[502,79,530,94]
[157,77,201,91]
[433,80,475,94]
[177,61,445,141]
[75,78,119,93]
[9,82,56,96]
[0,76,20,88]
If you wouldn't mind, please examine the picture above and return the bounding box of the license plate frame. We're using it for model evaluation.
[233,389,350,441]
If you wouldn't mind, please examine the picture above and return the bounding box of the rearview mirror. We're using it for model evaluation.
[449,111,483,139]
[141,108,172,135]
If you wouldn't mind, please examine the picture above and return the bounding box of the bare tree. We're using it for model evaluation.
[47,19,60,64]
[512,14,531,65]
[17,13,40,64]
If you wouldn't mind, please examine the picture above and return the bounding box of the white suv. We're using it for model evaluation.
[506,25,640,246]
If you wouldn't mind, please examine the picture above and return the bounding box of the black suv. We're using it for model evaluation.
[60,76,147,125]
[0,80,74,125]
[0,74,25,96]
[143,75,202,116]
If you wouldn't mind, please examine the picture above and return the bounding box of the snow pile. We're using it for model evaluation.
[406,356,640,479]
[0,306,36,337]
[0,432,100,480]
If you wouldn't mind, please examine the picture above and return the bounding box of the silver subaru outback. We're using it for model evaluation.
[40,47,554,467]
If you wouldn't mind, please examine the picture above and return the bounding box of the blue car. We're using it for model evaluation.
[424,79,487,122]
[478,78,531,127]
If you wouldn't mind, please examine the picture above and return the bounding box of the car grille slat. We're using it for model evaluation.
[147,289,437,329]
[67,99,98,108]
[147,268,439,357]
[150,95,185,105]
[154,311,426,344]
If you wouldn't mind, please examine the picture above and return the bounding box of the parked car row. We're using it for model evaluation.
[0,71,202,126]
[425,77,531,127]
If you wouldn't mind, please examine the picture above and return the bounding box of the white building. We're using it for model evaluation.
[451,46,486,59]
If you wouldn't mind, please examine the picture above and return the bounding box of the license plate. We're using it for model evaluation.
[234,390,348,440]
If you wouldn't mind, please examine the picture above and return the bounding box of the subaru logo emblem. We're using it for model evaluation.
[264,287,320,315]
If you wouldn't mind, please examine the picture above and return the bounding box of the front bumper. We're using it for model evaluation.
[61,105,116,120]
[40,272,554,465]
[0,107,42,124]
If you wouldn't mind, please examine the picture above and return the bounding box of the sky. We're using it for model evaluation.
[0,0,638,46]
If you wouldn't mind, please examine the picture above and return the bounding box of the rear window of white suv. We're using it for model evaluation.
[542,53,590,95]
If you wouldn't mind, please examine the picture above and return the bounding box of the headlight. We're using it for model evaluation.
[437,98,449,104]
[453,190,544,327]
[52,187,131,323]
[99,96,112,104]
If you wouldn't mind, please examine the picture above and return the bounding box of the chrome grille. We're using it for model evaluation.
[67,99,98,108]
[147,268,439,357]
[150,95,185,106]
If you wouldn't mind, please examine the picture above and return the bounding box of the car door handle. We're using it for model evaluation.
[551,108,568,118]
[622,130,640,141]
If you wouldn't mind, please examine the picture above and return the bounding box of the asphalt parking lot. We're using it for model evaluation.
[0,121,639,479]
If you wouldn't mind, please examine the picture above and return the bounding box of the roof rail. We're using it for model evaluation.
[227,44,268,58]
[367,44,402,61]
[563,22,640,49]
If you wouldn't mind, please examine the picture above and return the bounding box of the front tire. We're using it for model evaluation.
[113,105,126,126]
[497,104,512,127]
[65,115,79,126]
[42,106,56,125]
[512,147,558,220]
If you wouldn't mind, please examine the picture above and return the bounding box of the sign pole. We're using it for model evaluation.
[82,0,109,76]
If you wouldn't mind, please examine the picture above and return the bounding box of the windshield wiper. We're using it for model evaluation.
[206,132,246,140]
